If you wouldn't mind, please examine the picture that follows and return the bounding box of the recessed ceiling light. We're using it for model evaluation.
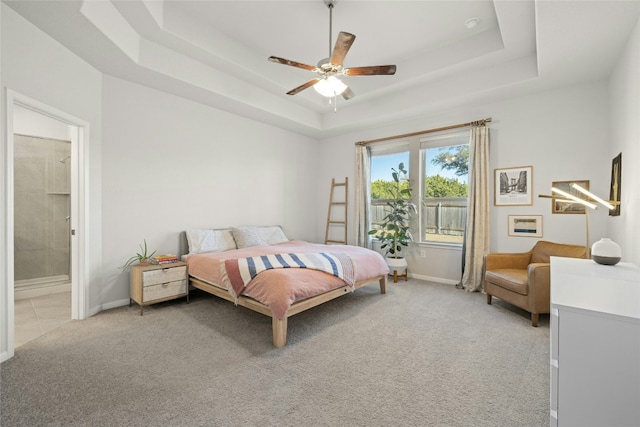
[465,17,480,29]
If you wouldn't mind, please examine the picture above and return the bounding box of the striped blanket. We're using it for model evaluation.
[223,252,355,299]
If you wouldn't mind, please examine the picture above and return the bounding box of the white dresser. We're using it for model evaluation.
[550,257,640,427]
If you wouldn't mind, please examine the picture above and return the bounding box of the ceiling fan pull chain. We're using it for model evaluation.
[328,92,338,112]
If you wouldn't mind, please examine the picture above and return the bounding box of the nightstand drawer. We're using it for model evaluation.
[130,261,189,315]
[142,266,187,286]
[143,279,187,302]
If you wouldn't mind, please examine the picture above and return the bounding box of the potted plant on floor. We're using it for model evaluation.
[368,162,417,276]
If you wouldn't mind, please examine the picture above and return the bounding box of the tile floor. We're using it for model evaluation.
[14,291,71,348]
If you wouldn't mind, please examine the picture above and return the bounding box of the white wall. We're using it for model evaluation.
[100,75,320,305]
[1,1,5,361]
[609,15,640,265]
[0,4,103,356]
[318,81,612,283]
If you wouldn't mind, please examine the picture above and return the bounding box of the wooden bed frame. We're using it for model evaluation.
[189,275,387,347]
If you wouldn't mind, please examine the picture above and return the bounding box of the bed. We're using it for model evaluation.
[183,226,389,347]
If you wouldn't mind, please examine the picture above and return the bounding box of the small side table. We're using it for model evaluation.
[129,261,189,315]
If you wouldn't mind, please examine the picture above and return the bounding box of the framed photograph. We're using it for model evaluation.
[551,180,590,214]
[609,153,621,216]
[508,215,543,237]
[494,166,533,206]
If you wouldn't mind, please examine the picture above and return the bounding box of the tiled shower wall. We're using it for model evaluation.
[14,134,70,282]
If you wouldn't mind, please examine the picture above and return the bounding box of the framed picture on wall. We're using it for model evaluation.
[494,166,533,206]
[508,215,543,237]
[609,153,621,216]
[551,180,590,214]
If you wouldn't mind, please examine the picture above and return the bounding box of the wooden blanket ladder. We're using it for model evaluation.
[324,177,348,245]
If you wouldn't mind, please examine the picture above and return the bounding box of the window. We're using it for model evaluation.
[368,131,469,246]
[369,148,409,235]
[421,132,469,244]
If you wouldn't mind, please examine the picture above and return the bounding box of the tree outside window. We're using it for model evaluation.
[423,143,469,244]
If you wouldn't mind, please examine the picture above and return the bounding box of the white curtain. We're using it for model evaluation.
[355,144,372,248]
[460,126,490,292]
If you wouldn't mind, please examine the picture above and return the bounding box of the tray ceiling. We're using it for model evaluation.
[4,0,639,138]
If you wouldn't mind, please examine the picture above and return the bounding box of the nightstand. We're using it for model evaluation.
[129,261,189,315]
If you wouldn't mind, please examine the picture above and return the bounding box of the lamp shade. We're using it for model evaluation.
[314,76,347,97]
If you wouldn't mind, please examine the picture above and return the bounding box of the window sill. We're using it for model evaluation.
[370,238,462,251]
[417,241,463,251]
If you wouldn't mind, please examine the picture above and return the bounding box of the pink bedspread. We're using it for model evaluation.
[186,241,389,319]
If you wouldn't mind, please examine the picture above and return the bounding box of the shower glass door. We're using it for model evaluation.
[13,134,71,290]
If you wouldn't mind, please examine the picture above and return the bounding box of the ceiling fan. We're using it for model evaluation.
[268,0,397,101]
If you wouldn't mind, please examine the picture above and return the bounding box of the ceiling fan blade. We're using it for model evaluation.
[342,86,355,100]
[268,56,317,71]
[344,65,397,76]
[330,32,356,66]
[286,78,322,95]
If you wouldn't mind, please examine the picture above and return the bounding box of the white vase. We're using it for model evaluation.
[386,256,407,275]
[591,238,621,265]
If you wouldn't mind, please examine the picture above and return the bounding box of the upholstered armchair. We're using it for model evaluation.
[482,241,587,326]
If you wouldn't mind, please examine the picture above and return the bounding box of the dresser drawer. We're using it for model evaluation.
[130,261,189,315]
[143,279,187,302]
[142,266,187,286]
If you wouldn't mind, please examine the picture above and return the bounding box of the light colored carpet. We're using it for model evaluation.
[1,279,549,426]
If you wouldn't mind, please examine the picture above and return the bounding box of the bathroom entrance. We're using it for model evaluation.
[14,134,72,296]
[12,106,76,348]
[2,90,88,362]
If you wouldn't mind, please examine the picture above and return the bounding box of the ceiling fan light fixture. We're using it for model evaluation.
[268,0,395,101]
[314,76,348,97]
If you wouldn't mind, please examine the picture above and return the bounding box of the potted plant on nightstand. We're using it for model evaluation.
[121,239,157,269]
[368,162,417,277]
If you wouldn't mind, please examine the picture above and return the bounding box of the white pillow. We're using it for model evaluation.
[186,229,237,254]
[231,226,269,248]
[260,226,289,245]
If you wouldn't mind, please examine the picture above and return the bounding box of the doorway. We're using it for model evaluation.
[14,134,71,292]
[13,132,72,347]
[1,90,88,361]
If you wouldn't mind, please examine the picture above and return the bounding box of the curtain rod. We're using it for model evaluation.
[355,117,492,146]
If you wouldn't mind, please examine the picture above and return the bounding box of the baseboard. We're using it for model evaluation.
[102,298,130,311]
[88,298,130,317]
[1,350,12,363]
[87,305,102,318]
[409,272,459,286]
[15,282,71,300]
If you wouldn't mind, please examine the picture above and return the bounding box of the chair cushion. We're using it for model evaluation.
[484,269,529,295]
[530,241,587,263]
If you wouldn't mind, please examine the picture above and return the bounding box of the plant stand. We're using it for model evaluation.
[392,269,408,283]
[386,257,408,283]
